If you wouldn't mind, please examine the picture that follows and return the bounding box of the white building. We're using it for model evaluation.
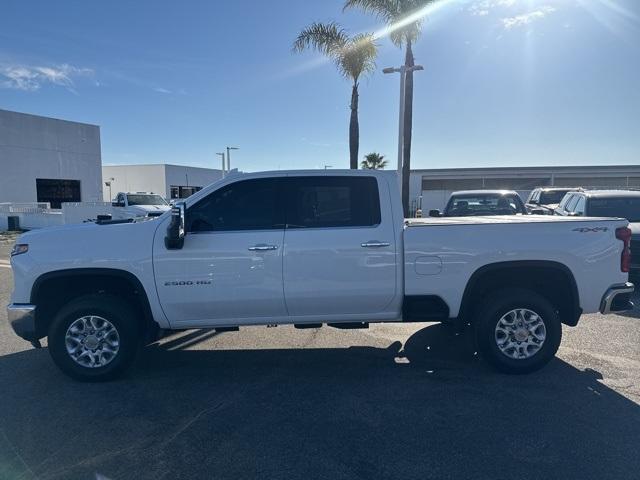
[0,109,102,207]
[410,165,640,213]
[102,164,223,201]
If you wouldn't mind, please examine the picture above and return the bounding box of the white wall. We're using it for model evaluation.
[0,109,102,204]
[164,164,222,199]
[102,165,167,201]
[102,164,222,200]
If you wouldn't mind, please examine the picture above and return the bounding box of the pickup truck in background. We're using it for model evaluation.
[111,192,171,219]
[7,170,634,381]
[525,187,579,215]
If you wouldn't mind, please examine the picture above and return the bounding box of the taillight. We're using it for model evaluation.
[616,226,632,273]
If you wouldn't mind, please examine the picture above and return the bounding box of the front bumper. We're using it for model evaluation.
[600,283,634,314]
[6,304,37,341]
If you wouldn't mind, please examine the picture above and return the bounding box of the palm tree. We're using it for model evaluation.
[361,152,388,169]
[293,22,377,169]
[344,0,438,214]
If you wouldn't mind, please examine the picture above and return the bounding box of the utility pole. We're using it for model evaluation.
[383,64,424,214]
[216,152,226,177]
[226,146,239,173]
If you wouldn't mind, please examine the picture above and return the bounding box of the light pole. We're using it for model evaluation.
[104,177,114,201]
[226,146,239,173]
[383,65,423,193]
[216,152,226,176]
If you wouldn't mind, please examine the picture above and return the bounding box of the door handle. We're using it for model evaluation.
[361,241,390,248]
[248,244,278,251]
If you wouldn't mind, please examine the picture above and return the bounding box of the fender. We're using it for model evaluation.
[458,260,582,326]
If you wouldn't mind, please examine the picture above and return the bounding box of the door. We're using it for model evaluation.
[282,175,397,317]
[153,177,287,326]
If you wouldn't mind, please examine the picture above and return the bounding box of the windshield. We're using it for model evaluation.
[539,190,572,205]
[587,197,640,222]
[445,194,523,216]
[126,194,168,206]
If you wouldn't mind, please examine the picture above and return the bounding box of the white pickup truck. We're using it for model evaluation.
[7,170,634,381]
[111,192,171,219]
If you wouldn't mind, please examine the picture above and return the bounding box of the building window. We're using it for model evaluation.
[170,185,202,199]
[36,179,81,209]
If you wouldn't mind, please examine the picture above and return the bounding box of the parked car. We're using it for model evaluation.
[7,170,633,380]
[112,192,171,219]
[554,189,640,274]
[526,187,580,215]
[431,190,527,217]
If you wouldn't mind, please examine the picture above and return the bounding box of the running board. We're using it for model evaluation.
[327,322,369,330]
[294,323,322,329]
[215,326,239,333]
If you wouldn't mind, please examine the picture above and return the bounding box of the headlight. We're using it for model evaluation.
[10,244,29,256]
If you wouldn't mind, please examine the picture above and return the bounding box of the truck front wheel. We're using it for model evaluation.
[48,294,140,381]
[476,288,562,374]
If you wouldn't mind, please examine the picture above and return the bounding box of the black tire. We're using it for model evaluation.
[476,288,562,374]
[48,294,140,381]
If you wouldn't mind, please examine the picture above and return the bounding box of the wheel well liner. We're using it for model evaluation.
[30,268,156,340]
[459,261,582,326]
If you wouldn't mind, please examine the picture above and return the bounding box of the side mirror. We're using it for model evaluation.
[428,209,441,218]
[165,203,185,249]
[112,201,124,207]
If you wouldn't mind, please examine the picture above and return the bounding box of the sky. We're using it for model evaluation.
[0,0,639,171]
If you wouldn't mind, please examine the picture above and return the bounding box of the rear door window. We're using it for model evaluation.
[285,176,381,228]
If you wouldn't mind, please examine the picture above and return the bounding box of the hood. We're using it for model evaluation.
[127,204,170,213]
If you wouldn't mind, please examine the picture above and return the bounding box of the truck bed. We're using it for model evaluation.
[403,214,629,318]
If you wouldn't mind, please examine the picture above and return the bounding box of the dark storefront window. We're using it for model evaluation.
[36,179,81,208]
[170,185,202,199]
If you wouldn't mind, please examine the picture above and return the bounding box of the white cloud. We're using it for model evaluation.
[469,0,516,16]
[153,87,171,94]
[0,63,93,92]
[502,6,556,29]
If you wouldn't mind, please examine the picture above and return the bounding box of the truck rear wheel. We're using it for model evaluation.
[476,288,561,374]
[48,294,140,381]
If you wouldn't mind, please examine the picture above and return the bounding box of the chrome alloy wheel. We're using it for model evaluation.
[494,308,546,360]
[65,316,120,368]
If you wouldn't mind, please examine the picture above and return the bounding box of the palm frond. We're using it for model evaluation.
[343,0,399,23]
[345,0,438,46]
[292,21,349,56]
[337,33,378,81]
[294,22,377,83]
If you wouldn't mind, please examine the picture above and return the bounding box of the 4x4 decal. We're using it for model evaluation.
[573,226,608,233]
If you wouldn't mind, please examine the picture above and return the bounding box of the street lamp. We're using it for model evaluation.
[383,64,424,191]
[104,177,115,201]
[226,146,239,173]
[216,152,226,176]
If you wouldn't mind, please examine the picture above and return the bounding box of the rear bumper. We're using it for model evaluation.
[600,283,634,314]
[6,304,37,341]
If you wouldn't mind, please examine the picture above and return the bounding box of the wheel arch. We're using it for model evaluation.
[458,260,582,326]
[30,268,157,341]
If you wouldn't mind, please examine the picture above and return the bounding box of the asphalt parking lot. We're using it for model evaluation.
[0,233,639,480]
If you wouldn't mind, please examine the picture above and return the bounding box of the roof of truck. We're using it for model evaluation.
[450,190,519,196]
[580,189,640,198]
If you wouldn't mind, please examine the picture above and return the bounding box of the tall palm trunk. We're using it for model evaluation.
[349,82,360,169]
[402,40,414,216]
